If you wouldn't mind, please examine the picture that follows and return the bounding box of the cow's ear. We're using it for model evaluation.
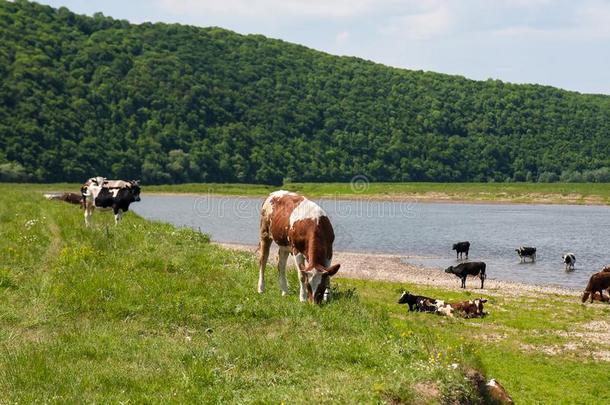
[480,299,488,303]
[325,264,340,276]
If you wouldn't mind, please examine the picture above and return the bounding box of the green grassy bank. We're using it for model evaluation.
[1,185,610,402]
[9,182,610,205]
[148,182,610,205]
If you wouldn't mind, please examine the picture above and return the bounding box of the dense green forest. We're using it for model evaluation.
[1,0,609,184]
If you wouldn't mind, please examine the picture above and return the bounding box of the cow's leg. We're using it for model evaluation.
[258,237,272,293]
[480,273,485,289]
[461,276,466,288]
[465,250,469,259]
[292,253,307,302]
[278,247,290,296]
[114,209,123,224]
[84,205,92,227]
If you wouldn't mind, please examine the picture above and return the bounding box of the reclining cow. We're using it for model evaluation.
[45,192,83,206]
[562,253,576,271]
[452,241,470,259]
[398,291,437,312]
[516,246,536,262]
[445,262,487,288]
[258,190,340,304]
[81,176,141,226]
[582,271,610,303]
[434,298,487,318]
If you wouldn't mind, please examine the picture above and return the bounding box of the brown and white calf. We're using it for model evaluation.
[258,190,340,303]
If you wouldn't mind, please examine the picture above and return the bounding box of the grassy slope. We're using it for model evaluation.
[1,185,610,403]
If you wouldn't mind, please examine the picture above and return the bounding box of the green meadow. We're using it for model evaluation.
[1,184,610,403]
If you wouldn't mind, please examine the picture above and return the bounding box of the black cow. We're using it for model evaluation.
[516,246,536,262]
[81,177,141,226]
[398,291,437,312]
[445,262,487,289]
[452,241,470,259]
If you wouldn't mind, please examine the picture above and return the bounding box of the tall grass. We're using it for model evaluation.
[1,184,609,403]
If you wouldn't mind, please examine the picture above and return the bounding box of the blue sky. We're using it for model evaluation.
[37,0,610,95]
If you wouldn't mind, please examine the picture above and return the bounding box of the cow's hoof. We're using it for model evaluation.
[281,291,289,297]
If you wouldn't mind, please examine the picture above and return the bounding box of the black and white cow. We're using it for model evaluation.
[562,253,576,271]
[398,291,438,312]
[81,176,141,226]
[452,241,470,259]
[516,246,536,262]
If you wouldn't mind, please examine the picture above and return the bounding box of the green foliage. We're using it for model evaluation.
[1,1,610,184]
[0,161,29,181]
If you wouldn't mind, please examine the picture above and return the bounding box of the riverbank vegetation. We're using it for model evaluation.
[2,1,610,185]
[11,181,610,205]
[147,182,610,205]
[2,184,610,402]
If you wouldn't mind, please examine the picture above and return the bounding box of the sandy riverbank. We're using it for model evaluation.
[216,242,580,298]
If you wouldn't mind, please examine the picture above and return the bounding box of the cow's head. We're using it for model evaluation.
[452,243,458,250]
[299,264,340,304]
[129,181,141,202]
[473,298,487,315]
[398,290,411,304]
[444,266,455,274]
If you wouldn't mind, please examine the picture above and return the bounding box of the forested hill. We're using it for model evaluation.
[1,1,610,184]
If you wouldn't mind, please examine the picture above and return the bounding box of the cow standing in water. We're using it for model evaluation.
[81,177,141,226]
[258,190,340,303]
[562,253,576,271]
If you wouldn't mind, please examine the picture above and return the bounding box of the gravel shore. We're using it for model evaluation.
[217,242,580,298]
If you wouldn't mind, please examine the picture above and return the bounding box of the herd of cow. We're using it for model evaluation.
[49,180,609,309]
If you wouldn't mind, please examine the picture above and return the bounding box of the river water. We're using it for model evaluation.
[133,194,610,289]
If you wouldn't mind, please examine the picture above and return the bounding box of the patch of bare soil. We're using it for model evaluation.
[412,382,441,403]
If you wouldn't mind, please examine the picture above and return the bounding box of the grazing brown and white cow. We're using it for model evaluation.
[81,177,141,226]
[258,190,340,303]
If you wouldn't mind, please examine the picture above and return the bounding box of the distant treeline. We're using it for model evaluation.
[1,0,610,184]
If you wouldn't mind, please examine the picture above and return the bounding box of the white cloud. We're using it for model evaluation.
[155,0,400,19]
[335,31,350,44]
[492,1,610,40]
[380,3,453,40]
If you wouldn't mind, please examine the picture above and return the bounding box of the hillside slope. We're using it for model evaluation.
[1,0,609,184]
